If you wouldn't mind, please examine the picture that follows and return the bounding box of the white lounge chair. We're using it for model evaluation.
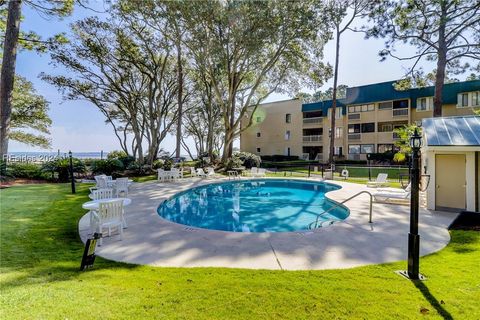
[196,168,207,178]
[367,173,388,188]
[92,199,124,245]
[252,168,266,178]
[205,167,217,178]
[189,167,197,178]
[115,177,129,197]
[247,167,258,176]
[373,189,410,203]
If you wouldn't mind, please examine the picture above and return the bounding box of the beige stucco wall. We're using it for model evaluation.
[240,99,302,157]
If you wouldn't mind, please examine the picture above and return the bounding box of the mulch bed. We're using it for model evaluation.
[0,179,51,189]
[448,211,480,231]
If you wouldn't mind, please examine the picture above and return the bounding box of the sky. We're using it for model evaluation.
[9,1,446,154]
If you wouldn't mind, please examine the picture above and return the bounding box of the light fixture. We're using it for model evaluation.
[409,128,422,149]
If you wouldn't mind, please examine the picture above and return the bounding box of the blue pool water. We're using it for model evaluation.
[157,179,349,232]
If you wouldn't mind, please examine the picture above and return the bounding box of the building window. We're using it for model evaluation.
[360,144,374,154]
[285,147,291,156]
[348,124,360,134]
[361,122,375,133]
[285,113,291,123]
[256,132,261,138]
[378,144,394,153]
[348,144,360,154]
[417,97,432,111]
[335,127,343,138]
[348,104,374,113]
[378,123,393,132]
[328,108,342,119]
[256,147,261,153]
[378,101,393,110]
[461,93,469,107]
[334,146,343,156]
[285,130,291,140]
[472,91,479,107]
[393,99,409,109]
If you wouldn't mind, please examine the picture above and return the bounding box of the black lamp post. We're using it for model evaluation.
[407,128,422,279]
[69,151,76,194]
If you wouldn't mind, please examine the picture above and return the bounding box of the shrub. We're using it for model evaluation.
[233,152,261,169]
[91,159,124,175]
[152,159,164,169]
[393,152,406,164]
[162,158,173,170]
[6,162,47,180]
[42,158,87,182]
[107,150,128,159]
[224,157,243,171]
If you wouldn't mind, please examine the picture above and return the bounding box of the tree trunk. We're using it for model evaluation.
[433,1,447,118]
[329,28,341,165]
[175,34,183,158]
[0,0,22,160]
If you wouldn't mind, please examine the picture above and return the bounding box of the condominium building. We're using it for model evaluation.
[240,80,480,162]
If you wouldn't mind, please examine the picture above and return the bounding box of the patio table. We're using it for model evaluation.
[82,198,132,211]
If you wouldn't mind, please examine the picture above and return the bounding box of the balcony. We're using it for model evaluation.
[303,135,322,142]
[303,117,322,124]
[348,133,361,140]
[393,132,401,140]
[393,108,408,117]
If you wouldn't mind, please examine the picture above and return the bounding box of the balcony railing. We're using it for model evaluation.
[303,135,322,142]
[393,108,408,117]
[303,117,323,124]
[348,133,361,140]
[348,113,361,120]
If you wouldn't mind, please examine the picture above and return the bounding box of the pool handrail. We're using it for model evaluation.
[308,191,373,229]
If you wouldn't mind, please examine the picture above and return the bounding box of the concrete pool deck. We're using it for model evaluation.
[78,178,457,270]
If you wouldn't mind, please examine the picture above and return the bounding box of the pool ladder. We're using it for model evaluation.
[308,191,373,230]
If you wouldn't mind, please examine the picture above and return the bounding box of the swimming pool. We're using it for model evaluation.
[157,179,349,232]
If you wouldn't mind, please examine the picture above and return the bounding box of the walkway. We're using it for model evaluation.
[78,178,456,270]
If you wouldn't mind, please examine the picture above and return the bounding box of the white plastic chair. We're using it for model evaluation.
[88,188,114,232]
[90,188,114,200]
[196,168,207,178]
[367,173,389,188]
[249,167,258,176]
[189,167,197,178]
[115,177,129,197]
[205,167,216,178]
[253,168,266,177]
[170,168,182,181]
[92,200,124,245]
[90,175,108,193]
[157,169,169,182]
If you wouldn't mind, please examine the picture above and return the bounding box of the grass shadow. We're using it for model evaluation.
[414,280,453,320]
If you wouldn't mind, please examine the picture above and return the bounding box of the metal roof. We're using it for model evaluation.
[302,99,346,114]
[423,115,480,147]
[301,80,480,113]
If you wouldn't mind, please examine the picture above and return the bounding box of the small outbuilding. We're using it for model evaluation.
[422,115,480,212]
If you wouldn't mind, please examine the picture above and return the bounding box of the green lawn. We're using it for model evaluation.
[1,184,479,319]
